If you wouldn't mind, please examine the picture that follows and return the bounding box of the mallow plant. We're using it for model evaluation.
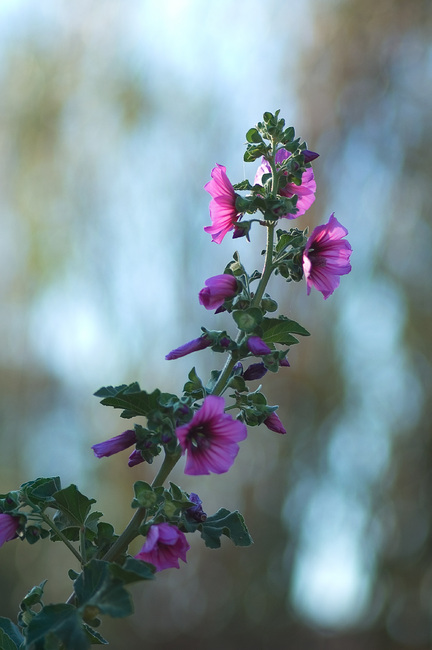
[0,110,352,649]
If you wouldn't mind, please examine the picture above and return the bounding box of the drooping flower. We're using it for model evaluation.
[0,513,20,547]
[135,523,190,572]
[92,429,137,459]
[302,213,352,300]
[176,395,247,475]
[247,336,272,356]
[165,335,212,361]
[254,148,316,218]
[204,164,242,243]
[199,274,238,310]
[264,411,287,434]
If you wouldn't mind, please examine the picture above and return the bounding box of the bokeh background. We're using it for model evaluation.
[0,1,431,648]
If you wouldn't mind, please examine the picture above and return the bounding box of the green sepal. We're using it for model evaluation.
[232,308,263,332]
[183,508,253,549]
[183,367,205,400]
[132,481,158,509]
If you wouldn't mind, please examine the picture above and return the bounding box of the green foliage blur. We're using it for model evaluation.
[0,1,431,648]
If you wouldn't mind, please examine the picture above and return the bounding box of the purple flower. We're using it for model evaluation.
[204,164,242,244]
[135,523,190,572]
[199,274,238,310]
[92,429,137,459]
[254,148,316,218]
[264,412,286,434]
[0,513,20,547]
[166,335,212,361]
[247,336,272,356]
[243,362,268,381]
[302,213,352,299]
[176,395,247,475]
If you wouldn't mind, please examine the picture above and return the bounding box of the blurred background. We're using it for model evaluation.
[0,0,431,648]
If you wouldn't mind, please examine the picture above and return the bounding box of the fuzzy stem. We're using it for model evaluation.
[39,512,83,565]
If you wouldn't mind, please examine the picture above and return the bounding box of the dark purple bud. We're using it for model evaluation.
[264,412,286,434]
[243,362,268,381]
[186,493,207,522]
[166,335,212,360]
[302,149,319,163]
[92,429,137,459]
[279,357,290,367]
[247,336,272,356]
[220,337,231,348]
[233,362,243,374]
[128,449,145,467]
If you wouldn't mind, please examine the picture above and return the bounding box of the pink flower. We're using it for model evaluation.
[264,412,286,434]
[176,395,247,475]
[135,523,190,571]
[204,164,241,243]
[92,429,137,459]
[303,213,352,299]
[254,148,316,218]
[199,274,238,310]
[0,513,20,547]
[165,335,212,360]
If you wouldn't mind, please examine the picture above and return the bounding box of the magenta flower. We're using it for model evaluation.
[92,429,137,459]
[204,164,242,243]
[199,274,238,310]
[254,148,316,218]
[165,335,212,361]
[176,395,247,475]
[302,213,352,299]
[264,412,287,434]
[247,336,272,356]
[0,513,20,547]
[135,523,190,572]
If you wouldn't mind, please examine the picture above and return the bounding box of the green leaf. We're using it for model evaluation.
[0,628,18,650]
[261,317,310,345]
[95,384,171,419]
[26,604,90,650]
[74,560,133,619]
[246,127,263,144]
[110,558,155,585]
[52,485,96,528]
[183,367,205,400]
[20,477,62,508]
[83,623,108,645]
[232,179,253,191]
[200,509,253,549]
[0,618,24,648]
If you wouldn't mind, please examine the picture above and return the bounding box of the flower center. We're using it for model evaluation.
[188,425,212,451]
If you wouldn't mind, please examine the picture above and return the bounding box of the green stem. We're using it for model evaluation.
[250,223,276,308]
[39,512,83,565]
[101,447,182,564]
